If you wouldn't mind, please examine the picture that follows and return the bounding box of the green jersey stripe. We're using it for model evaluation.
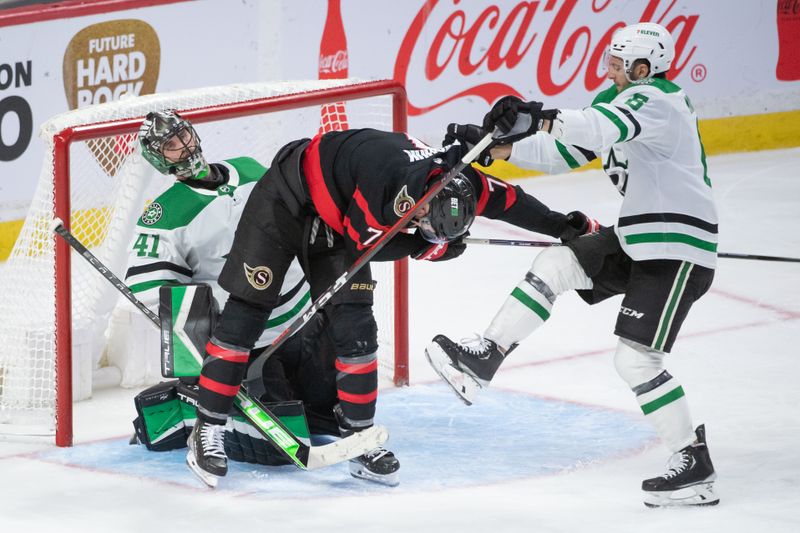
[555,140,581,169]
[511,287,551,322]
[265,291,311,329]
[130,279,178,293]
[592,104,628,143]
[624,232,718,252]
[641,386,685,415]
[654,261,693,351]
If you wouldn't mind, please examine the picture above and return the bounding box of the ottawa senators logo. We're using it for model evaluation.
[244,263,273,290]
[393,185,415,217]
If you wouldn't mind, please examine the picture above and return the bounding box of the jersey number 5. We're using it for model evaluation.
[133,233,160,258]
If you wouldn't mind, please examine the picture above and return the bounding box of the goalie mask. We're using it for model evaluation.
[607,22,675,81]
[139,109,208,179]
[416,173,476,244]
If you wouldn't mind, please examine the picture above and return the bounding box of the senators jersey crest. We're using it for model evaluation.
[393,185,416,217]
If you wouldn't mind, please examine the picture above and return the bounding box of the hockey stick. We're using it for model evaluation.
[465,236,800,263]
[464,237,561,248]
[51,220,387,470]
[244,130,498,393]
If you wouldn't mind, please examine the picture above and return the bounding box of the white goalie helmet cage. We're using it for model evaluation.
[609,22,675,80]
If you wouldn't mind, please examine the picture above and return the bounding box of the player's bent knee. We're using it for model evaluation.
[214,296,272,349]
[530,246,591,296]
[613,337,666,388]
[326,303,379,357]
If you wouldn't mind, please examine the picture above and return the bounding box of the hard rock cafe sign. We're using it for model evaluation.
[394,0,700,116]
[62,19,160,175]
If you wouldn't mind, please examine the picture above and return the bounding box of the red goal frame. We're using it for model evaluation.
[51,79,409,446]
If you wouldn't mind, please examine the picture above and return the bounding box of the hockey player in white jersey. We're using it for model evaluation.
[426,23,719,508]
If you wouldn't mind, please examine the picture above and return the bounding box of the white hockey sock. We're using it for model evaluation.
[484,273,553,351]
[636,373,695,452]
[484,247,591,351]
[614,339,695,452]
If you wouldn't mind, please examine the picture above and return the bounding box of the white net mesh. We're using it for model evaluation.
[0,79,406,439]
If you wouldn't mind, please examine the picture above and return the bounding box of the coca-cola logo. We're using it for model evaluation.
[394,0,699,116]
[319,50,349,74]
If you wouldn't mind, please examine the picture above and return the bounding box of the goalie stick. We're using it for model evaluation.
[51,220,387,471]
[243,130,498,398]
[464,237,800,263]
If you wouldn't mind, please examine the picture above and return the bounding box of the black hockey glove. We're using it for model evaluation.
[559,211,601,242]
[443,123,496,167]
[412,232,468,262]
[483,96,560,143]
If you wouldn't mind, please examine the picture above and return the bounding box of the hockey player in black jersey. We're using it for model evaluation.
[189,127,597,487]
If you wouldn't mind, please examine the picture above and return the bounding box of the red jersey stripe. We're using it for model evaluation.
[335,358,379,375]
[354,187,390,231]
[199,375,241,397]
[338,389,379,404]
[303,134,345,235]
[504,179,517,210]
[343,216,368,250]
[206,341,249,363]
[476,169,490,216]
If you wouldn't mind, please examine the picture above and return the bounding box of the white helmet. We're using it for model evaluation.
[609,22,675,81]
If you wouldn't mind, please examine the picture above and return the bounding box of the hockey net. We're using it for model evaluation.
[0,79,409,446]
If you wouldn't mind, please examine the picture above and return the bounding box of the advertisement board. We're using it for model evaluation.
[1,0,798,252]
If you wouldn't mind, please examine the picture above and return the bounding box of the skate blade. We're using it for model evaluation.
[305,425,389,470]
[186,450,220,489]
[424,343,480,406]
[643,481,719,508]
[349,462,400,487]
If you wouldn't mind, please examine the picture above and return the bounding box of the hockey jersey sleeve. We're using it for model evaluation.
[124,225,193,312]
[507,133,597,174]
[553,85,671,155]
[463,166,571,239]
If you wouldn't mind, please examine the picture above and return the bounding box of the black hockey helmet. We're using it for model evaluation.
[417,173,476,244]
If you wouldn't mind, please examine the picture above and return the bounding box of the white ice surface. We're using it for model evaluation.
[1,148,799,533]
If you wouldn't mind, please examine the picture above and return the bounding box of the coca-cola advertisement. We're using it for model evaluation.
[287,0,800,144]
[777,0,800,80]
[1,0,798,224]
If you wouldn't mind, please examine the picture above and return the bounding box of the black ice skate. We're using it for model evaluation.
[425,334,506,405]
[642,424,719,508]
[349,446,400,487]
[186,419,228,488]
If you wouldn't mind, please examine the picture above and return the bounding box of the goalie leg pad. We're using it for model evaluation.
[132,380,192,451]
[159,283,218,378]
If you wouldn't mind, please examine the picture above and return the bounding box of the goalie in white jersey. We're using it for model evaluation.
[426,23,719,508]
[127,110,310,349]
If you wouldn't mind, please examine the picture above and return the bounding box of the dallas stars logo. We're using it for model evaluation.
[141,202,163,226]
